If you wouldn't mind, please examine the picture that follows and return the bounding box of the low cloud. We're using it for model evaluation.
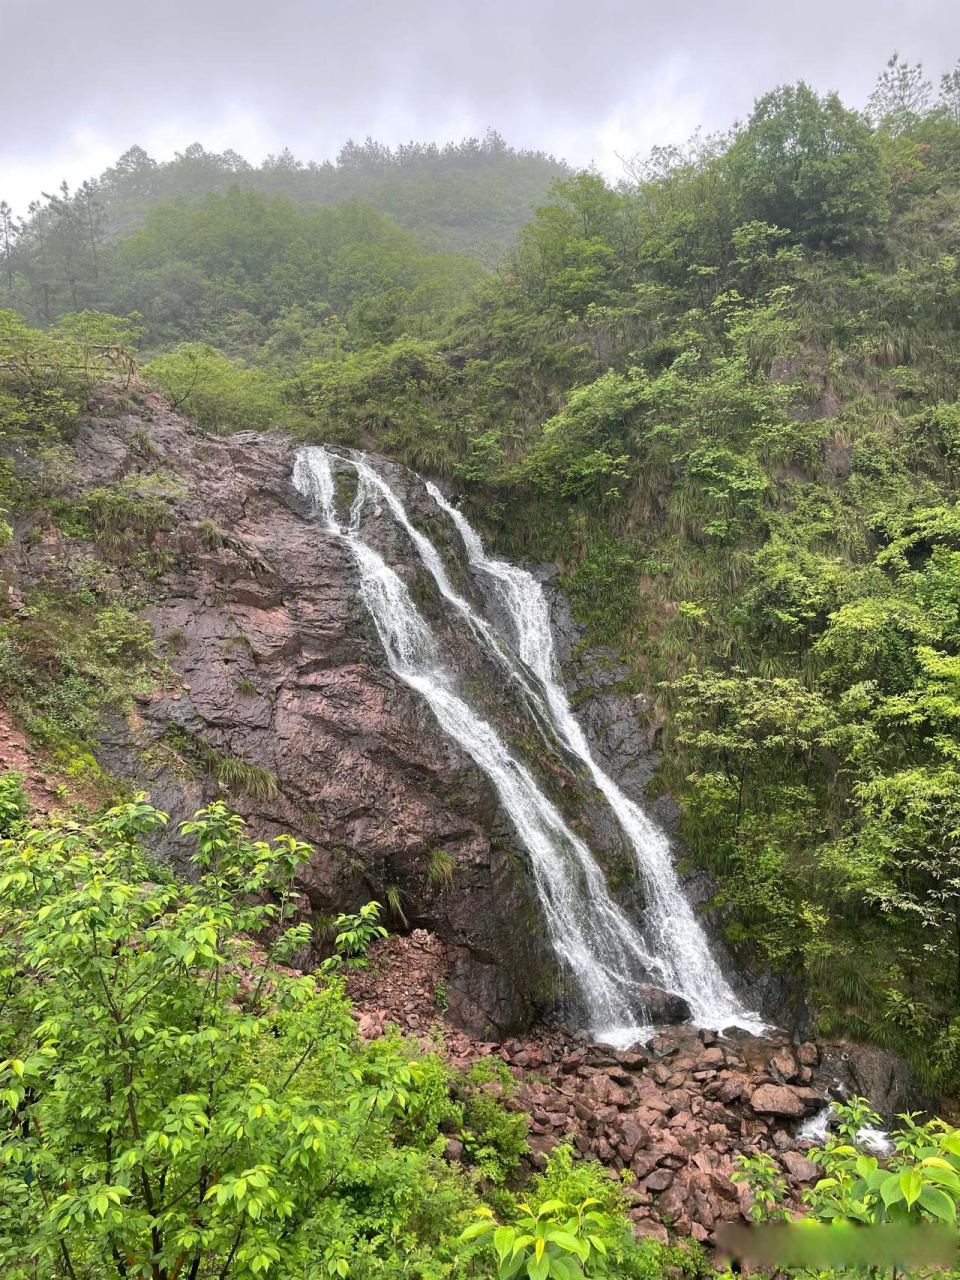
[3,0,959,209]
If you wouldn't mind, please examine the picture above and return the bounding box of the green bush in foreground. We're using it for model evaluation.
[0,790,694,1279]
[0,796,486,1278]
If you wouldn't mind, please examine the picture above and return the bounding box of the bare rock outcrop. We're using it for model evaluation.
[7,395,557,1036]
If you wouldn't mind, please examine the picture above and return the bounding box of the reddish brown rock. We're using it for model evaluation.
[632,1221,669,1245]
[616,1118,650,1157]
[708,1170,739,1202]
[631,1152,660,1179]
[644,1167,674,1192]
[769,1050,798,1082]
[613,1050,649,1070]
[712,1076,747,1104]
[750,1083,806,1118]
[796,1042,820,1068]
[794,1086,830,1115]
[658,1183,688,1219]
[781,1150,819,1183]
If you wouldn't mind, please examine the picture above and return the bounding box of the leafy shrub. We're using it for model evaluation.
[319,900,388,971]
[457,1077,529,1185]
[0,797,490,1277]
[0,593,162,756]
[393,1049,462,1148]
[462,1145,707,1279]
[0,773,28,836]
[144,343,292,433]
[805,1099,960,1226]
[528,1144,625,1214]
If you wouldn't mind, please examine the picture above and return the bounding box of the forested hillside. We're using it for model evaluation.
[4,55,960,1096]
[0,131,568,314]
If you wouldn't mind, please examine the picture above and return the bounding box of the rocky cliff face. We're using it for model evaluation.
[12,393,642,1035]
[5,389,935,1138]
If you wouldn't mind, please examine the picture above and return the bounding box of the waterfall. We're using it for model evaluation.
[341,454,563,744]
[424,482,757,1033]
[293,445,759,1042]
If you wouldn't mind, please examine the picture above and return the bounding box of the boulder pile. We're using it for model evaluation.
[347,932,839,1248]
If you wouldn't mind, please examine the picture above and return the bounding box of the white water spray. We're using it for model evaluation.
[294,446,759,1042]
[798,1106,893,1155]
[424,482,758,1034]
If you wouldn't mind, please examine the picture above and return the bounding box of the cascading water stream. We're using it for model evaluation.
[423,482,759,1034]
[341,454,564,746]
[293,446,662,1044]
[294,445,761,1042]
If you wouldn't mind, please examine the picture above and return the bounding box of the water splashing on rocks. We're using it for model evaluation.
[293,446,761,1044]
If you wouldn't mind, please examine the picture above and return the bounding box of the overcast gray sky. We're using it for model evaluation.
[3,0,960,212]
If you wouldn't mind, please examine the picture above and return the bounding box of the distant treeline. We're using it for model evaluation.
[0,130,569,287]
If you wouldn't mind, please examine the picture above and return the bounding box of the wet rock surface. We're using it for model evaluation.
[7,396,557,1036]
[636,985,692,1025]
[820,1039,936,1123]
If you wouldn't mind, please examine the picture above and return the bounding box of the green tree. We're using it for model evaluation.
[0,797,480,1277]
[727,82,888,247]
[868,52,933,131]
[0,201,15,292]
[939,59,960,123]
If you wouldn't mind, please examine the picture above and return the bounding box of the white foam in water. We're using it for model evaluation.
[798,1105,894,1155]
[293,446,762,1042]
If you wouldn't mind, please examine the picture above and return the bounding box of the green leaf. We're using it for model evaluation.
[526,1255,550,1280]
[548,1260,579,1280]
[545,1230,581,1254]
[900,1166,923,1209]
[536,1198,567,1217]
[460,1219,496,1242]
[918,1184,957,1222]
[494,1227,515,1261]
[879,1173,905,1208]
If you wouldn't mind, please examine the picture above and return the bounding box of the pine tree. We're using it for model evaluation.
[867,51,933,130]
[0,201,15,292]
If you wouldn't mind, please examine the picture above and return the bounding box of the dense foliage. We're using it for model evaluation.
[731,1097,960,1275]
[5,54,960,1098]
[0,790,701,1278]
[0,133,566,336]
